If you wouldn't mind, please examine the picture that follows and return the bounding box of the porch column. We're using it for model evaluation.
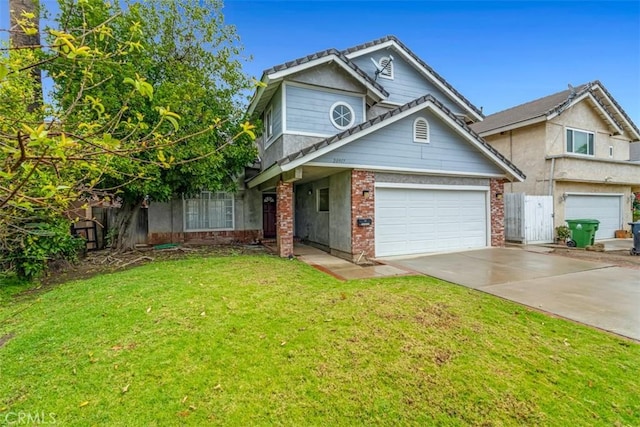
[351,170,375,263]
[276,180,294,257]
[490,178,506,247]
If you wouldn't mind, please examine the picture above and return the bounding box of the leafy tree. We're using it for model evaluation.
[1,0,257,278]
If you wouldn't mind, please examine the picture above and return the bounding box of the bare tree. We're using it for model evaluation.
[9,0,42,111]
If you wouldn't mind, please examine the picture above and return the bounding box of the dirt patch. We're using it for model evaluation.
[17,244,269,298]
[0,332,15,348]
[547,247,640,270]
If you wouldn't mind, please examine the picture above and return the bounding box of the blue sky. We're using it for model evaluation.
[224,1,640,124]
[2,1,639,124]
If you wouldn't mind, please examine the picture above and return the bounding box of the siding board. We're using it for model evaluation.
[315,109,502,175]
[350,51,465,114]
[286,84,364,135]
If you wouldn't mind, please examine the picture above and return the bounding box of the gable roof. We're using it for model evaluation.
[247,94,525,189]
[342,35,484,122]
[472,81,640,140]
[248,48,389,116]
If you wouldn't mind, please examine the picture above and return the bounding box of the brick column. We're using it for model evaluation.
[351,170,375,263]
[276,180,294,257]
[490,178,505,247]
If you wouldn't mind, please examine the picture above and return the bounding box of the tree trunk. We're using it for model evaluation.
[9,0,42,112]
[110,201,142,253]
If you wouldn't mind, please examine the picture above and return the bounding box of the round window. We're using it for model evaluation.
[330,102,355,130]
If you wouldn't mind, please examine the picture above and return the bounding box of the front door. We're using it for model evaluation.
[263,194,277,238]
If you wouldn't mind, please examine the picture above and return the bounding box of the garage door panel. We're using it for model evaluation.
[565,195,622,240]
[376,188,488,257]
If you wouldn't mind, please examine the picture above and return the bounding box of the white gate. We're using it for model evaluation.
[505,193,553,244]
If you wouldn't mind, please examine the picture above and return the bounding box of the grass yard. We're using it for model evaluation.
[1,254,638,426]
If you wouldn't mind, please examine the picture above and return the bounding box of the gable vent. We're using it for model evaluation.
[413,117,429,143]
[378,57,394,79]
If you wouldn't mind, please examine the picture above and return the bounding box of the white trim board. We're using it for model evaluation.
[305,162,505,179]
[282,100,523,182]
[345,40,483,122]
[375,183,489,191]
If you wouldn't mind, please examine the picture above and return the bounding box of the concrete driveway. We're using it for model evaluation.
[384,248,640,341]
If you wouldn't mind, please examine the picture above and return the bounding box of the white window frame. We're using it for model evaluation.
[566,127,595,156]
[413,117,430,143]
[329,101,355,130]
[378,56,394,80]
[183,191,234,232]
[264,107,273,141]
[317,188,329,212]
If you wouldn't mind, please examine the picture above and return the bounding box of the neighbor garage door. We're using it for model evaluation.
[565,194,622,240]
[375,186,488,257]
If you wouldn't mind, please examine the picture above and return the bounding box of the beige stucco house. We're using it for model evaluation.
[471,81,640,239]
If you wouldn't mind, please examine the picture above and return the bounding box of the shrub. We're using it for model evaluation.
[555,225,571,242]
[0,217,86,281]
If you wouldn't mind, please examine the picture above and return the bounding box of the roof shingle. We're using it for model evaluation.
[276,94,525,181]
[262,48,389,98]
[342,35,484,119]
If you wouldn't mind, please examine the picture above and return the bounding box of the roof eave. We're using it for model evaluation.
[476,115,548,137]
[247,74,270,117]
[589,83,640,141]
[280,97,524,182]
[246,162,282,189]
[345,38,484,122]
[248,55,387,117]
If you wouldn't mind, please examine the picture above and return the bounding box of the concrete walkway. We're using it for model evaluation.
[384,248,640,341]
[293,244,411,280]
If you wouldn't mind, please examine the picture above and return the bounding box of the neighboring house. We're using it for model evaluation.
[471,81,640,240]
[147,35,525,261]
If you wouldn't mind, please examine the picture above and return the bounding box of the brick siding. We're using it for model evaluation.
[276,180,294,257]
[351,170,375,263]
[148,230,262,246]
[490,178,506,247]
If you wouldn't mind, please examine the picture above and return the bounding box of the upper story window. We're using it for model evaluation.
[184,191,234,231]
[566,128,594,156]
[330,102,355,130]
[264,107,273,140]
[378,56,394,80]
[413,117,430,143]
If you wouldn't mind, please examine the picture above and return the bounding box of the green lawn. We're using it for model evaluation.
[1,254,638,426]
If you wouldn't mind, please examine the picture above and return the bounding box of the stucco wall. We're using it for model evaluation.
[482,123,547,195]
[289,62,364,94]
[375,173,488,187]
[329,171,352,253]
[294,172,352,253]
[148,186,262,235]
[295,177,330,246]
[547,100,631,160]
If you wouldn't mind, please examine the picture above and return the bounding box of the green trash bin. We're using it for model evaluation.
[565,219,600,248]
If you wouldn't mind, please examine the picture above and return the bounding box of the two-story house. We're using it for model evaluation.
[471,81,640,240]
[147,36,525,261]
[242,36,524,261]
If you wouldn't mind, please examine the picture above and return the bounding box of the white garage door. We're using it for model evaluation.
[375,187,488,257]
[565,194,622,240]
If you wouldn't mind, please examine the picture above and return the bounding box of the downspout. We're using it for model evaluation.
[548,157,555,196]
[509,131,513,191]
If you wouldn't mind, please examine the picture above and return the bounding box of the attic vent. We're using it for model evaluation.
[413,117,429,143]
[378,56,394,79]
